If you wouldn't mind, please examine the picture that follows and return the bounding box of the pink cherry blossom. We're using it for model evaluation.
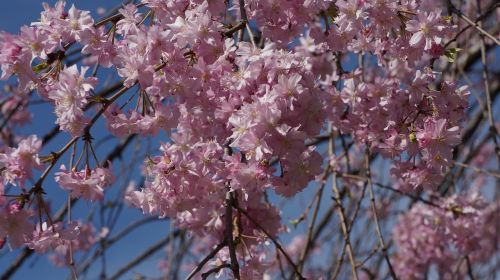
[406,9,452,51]
[47,65,96,136]
[55,164,114,201]
[0,135,43,187]
[0,204,33,249]
[416,118,460,169]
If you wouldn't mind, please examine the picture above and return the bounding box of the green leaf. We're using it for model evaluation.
[289,219,300,228]
[103,201,115,209]
[443,48,462,63]
[32,62,48,73]
[442,15,453,23]
[325,4,339,20]
[409,132,417,143]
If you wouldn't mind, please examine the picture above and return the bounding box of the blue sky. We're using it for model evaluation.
[1,1,122,33]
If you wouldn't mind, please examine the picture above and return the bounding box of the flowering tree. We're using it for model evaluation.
[0,0,499,279]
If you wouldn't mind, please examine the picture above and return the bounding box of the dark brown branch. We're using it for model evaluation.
[225,191,241,279]
[0,100,23,131]
[223,21,247,38]
[465,256,476,280]
[201,263,231,279]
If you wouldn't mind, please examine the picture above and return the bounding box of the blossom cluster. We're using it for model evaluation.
[393,192,499,279]
[0,201,97,256]
[46,65,97,136]
[0,135,42,187]
[55,164,114,201]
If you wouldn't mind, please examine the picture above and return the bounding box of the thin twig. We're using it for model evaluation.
[76,216,159,275]
[237,0,256,47]
[364,150,398,279]
[450,5,500,46]
[330,236,348,280]
[297,167,329,273]
[474,0,500,168]
[331,173,359,280]
[338,173,440,208]
[356,246,380,268]
[453,161,500,178]
[107,231,180,280]
[0,100,23,131]
[201,263,231,279]
[94,3,147,27]
[223,21,247,38]
[465,256,476,280]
